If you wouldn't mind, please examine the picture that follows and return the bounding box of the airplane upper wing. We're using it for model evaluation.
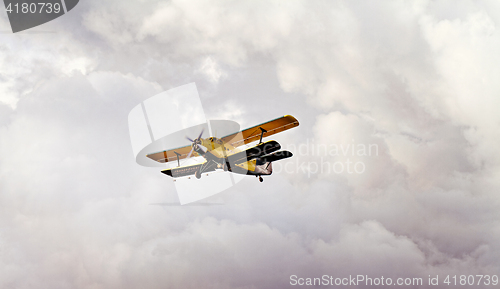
[146,115,299,163]
[146,144,194,163]
[220,115,299,147]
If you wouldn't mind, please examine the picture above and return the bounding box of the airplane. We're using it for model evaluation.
[146,115,299,182]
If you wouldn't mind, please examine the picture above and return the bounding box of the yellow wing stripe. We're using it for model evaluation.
[146,144,194,163]
[221,115,299,147]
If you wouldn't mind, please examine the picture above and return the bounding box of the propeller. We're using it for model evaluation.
[186,128,204,142]
[185,128,207,159]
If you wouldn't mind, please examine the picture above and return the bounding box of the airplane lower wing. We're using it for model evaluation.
[160,143,292,178]
[161,160,217,178]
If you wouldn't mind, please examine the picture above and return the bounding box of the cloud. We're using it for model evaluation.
[196,57,227,84]
[1,0,500,288]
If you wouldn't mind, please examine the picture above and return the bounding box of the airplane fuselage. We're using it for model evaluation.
[191,137,282,175]
[195,137,240,160]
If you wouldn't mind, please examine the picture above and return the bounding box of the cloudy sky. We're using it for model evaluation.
[1,0,500,288]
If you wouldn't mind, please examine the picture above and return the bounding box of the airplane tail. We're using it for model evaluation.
[259,150,293,163]
[254,150,292,175]
[266,161,273,174]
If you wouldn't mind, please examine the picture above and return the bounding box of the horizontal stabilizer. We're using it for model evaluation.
[259,150,293,163]
[227,140,281,165]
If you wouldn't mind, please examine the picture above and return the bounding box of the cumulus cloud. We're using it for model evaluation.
[1,0,500,288]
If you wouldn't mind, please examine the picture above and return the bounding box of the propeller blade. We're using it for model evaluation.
[186,146,195,159]
[186,127,204,143]
[197,128,205,140]
[183,127,205,161]
[197,144,208,154]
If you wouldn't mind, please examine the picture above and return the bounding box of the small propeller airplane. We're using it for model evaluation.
[146,115,299,182]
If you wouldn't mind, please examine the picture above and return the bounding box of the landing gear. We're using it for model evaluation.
[259,176,263,182]
[195,170,201,179]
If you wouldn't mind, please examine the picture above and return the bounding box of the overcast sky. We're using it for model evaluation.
[1,0,500,288]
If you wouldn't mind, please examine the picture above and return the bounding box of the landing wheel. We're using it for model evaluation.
[195,170,201,179]
[259,176,263,182]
